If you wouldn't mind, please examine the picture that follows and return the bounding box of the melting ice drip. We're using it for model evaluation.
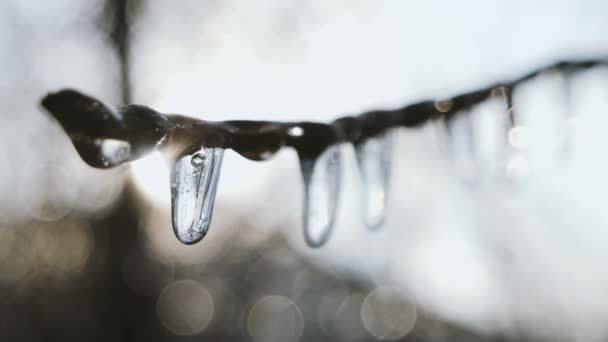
[170,147,224,244]
[299,145,343,248]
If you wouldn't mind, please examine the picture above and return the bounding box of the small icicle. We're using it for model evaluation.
[355,132,394,229]
[560,70,575,159]
[505,88,516,129]
[299,145,342,248]
[445,114,478,183]
[170,147,224,245]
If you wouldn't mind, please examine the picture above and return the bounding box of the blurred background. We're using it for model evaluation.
[1,0,608,341]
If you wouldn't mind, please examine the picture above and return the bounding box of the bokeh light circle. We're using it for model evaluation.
[32,220,94,274]
[360,286,417,340]
[22,164,75,222]
[156,279,214,336]
[247,295,303,342]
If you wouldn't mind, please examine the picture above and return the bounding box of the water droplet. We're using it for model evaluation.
[191,153,206,167]
[434,99,453,113]
[170,147,224,244]
[299,145,342,248]
[355,132,394,229]
[508,125,529,149]
[288,126,304,137]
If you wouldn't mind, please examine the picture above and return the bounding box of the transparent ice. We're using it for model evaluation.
[355,132,394,229]
[299,145,342,248]
[170,147,224,244]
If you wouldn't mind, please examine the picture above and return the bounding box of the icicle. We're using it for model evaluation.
[503,88,531,184]
[355,132,394,229]
[170,147,224,245]
[560,70,575,159]
[299,145,342,248]
[445,114,478,183]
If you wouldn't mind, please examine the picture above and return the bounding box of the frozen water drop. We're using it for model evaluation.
[170,147,224,245]
[355,132,394,229]
[299,145,342,248]
[97,139,131,167]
